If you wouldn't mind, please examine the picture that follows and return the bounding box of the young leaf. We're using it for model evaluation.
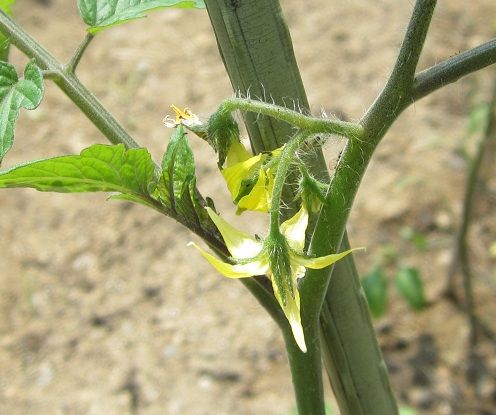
[395,267,426,311]
[0,60,44,163]
[0,144,156,204]
[156,126,217,233]
[157,125,194,210]
[0,0,16,61]
[77,0,205,34]
[361,268,389,318]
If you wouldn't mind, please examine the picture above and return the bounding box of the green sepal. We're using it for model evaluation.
[77,0,205,34]
[0,60,44,163]
[206,108,240,167]
[296,165,327,213]
[264,231,294,305]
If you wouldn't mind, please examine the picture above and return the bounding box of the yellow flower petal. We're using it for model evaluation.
[296,248,361,269]
[237,168,271,212]
[280,207,308,253]
[221,154,262,201]
[188,242,267,278]
[226,140,252,167]
[271,276,306,352]
[205,208,263,258]
[287,302,306,353]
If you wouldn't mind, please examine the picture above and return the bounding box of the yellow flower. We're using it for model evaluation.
[221,141,280,214]
[189,206,356,352]
[163,104,202,129]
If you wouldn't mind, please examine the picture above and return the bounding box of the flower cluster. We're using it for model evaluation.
[164,105,356,352]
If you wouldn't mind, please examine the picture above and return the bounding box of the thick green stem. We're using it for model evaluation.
[303,1,437,413]
[283,318,325,415]
[204,1,398,413]
[205,1,329,412]
[319,233,394,414]
[204,0,309,154]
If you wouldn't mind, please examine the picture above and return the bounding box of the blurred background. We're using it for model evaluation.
[0,1,495,414]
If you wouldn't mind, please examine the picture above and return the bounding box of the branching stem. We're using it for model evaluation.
[413,39,496,102]
[0,11,138,149]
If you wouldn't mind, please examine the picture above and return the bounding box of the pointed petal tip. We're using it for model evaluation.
[290,320,307,353]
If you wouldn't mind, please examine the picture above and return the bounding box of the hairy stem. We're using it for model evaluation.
[412,39,496,102]
[307,0,437,312]
[361,0,437,138]
[220,97,363,139]
[269,131,308,233]
[204,0,404,413]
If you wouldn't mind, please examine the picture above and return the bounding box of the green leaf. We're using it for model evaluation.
[0,0,16,61]
[156,126,217,233]
[77,0,205,34]
[0,144,156,204]
[0,0,15,15]
[361,268,389,318]
[0,60,44,163]
[395,267,426,311]
[157,125,194,210]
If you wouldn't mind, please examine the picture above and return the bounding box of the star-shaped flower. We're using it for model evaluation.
[163,104,202,129]
[189,206,356,352]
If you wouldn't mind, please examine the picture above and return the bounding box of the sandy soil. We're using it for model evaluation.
[0,1,495,414]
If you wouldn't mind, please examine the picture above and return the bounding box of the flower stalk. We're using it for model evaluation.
[218,97,363,140]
